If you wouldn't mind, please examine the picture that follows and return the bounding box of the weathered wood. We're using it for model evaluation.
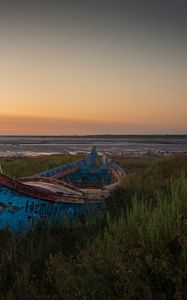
[50,166,79,179]
[0,147,126,204]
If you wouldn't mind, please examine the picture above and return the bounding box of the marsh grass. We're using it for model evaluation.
[0,154,187,299]
[0,154,83,178]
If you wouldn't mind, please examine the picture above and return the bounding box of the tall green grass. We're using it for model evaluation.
[0,154,83,178]
[0,155,187,299]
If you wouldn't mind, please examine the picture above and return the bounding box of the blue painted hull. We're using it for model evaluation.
[0,186,99,231]
[0,147,125,231]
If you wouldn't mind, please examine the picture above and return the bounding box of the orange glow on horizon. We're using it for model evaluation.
[0,113,186,135]
[0,22,186,135]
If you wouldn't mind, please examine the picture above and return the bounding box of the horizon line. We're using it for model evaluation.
[0,134,186,137]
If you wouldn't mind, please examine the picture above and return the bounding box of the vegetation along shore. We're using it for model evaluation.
[0,154,186,299]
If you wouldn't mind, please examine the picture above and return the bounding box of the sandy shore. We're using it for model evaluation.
[0,149,186,158]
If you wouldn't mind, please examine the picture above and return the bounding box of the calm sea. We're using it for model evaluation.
[0,136,186,157]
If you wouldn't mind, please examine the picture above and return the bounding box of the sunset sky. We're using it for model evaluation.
[0,1,186,135]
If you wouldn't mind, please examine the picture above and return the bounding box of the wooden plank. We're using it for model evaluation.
[50,166,79,179]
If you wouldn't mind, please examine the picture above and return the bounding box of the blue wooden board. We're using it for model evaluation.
[0,186,100,231]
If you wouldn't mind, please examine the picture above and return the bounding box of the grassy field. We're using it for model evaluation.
[0,154,187,299]
[0,154,84,178]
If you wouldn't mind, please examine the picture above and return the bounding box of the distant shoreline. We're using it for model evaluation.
[0,134,186,138]
[0,150,186,159]
[0,135,186,158]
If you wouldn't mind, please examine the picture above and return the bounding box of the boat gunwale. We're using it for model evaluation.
[0,149,126,204]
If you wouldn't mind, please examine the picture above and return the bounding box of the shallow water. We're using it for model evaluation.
[0,135,186,156]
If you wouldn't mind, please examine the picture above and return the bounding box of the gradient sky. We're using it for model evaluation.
[0,0,186,134]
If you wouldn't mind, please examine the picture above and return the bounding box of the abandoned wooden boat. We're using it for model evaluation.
[0,147,125,231]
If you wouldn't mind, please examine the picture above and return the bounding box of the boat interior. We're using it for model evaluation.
[20,147,117,194]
